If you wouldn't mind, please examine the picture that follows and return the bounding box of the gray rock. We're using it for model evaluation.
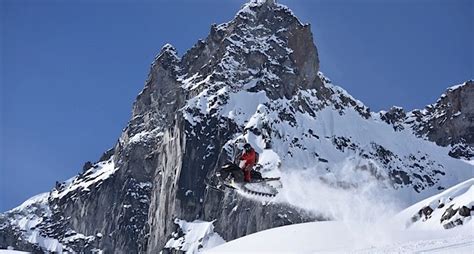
[420,81,474,147]
[82,161,93,172]
[408,81,474,159]
[458,206,471,217]
[380,81,474,159]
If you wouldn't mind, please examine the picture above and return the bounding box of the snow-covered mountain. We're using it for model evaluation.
[1,0,473,253]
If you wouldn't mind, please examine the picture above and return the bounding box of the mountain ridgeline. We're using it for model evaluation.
[1,0,472,253]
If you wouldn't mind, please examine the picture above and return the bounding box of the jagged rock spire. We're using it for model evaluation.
[177,0,319,99]
[159,43,178,56]
[149,43,180,75]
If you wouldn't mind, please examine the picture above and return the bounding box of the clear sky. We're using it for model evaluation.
[1,0,472,212]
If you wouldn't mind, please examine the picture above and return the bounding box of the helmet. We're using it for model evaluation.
[243,143,252,152]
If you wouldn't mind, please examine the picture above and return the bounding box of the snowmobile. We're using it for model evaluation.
[207,161,281,197]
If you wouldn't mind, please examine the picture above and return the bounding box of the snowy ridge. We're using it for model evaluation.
[447,80,472,92]
[0,158,116,252]
[51,157,117,200]
[0,191,100,253]
[0,193,64,252]
[10,193,49,213]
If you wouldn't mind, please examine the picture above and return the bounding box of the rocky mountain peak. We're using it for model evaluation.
[131,43,183,132]
[151,43,180,72]
[159,43,178,56]
[236,0,293,22]
[175,0,320,101]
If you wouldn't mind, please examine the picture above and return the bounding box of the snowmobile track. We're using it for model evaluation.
[241,182,278,197]
[205,178,280,197]
[226,180,279,197]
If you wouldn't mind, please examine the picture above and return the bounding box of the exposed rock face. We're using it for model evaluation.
[380,106,406,131]
[179,0,320,100]
[414,81,474,147]
[1,1,472,253]
[380,80,474,159]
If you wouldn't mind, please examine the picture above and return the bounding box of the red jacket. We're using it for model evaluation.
[240,149,256,168]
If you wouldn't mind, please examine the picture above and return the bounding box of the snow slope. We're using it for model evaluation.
[206,220,474,253]
[207,178,474,253]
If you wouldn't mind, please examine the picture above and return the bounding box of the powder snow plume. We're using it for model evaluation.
[276,156,404,223]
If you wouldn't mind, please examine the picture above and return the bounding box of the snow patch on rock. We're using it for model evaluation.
[165,219,225,254]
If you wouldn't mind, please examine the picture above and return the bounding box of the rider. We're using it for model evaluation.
[238,143,257,182]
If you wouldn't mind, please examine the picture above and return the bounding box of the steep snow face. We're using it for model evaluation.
[395,178,474,230]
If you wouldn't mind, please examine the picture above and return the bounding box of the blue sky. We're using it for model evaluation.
[0,0,472,212]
